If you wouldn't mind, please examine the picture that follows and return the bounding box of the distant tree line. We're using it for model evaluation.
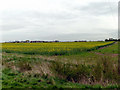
[4,38,120,43]
[5,40,60,43]
[105,38,120,41]
[5,40,88,43]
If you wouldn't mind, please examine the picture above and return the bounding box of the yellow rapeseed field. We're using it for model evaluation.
[2,41,114,55]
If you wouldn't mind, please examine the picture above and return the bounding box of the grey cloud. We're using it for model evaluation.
[1,1,118,41]
[42,33,111,41]
[1,10,78,32]
[26,11,76,20]
[42,28,118,41]
[1,24,26,31]
[2,32,113,42]
[75,2,117,16]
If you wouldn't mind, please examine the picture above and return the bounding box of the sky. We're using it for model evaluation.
[0,0,119,42]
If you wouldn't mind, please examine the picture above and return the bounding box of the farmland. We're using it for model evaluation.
[1,41,120,89]
[2,41,115,55]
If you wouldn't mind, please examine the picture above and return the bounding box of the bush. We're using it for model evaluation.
[52,61,91,82]
[17,60,32,72]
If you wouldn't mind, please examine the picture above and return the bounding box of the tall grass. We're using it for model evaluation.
[51,56,120,85]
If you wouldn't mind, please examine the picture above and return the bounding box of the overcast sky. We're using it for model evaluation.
[0,0,119,42]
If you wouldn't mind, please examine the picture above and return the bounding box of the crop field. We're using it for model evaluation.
[1,41,120,89]
[2,41,115,55]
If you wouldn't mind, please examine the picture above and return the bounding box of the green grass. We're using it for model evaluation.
[95,42,118,54]
[2,68,120,89]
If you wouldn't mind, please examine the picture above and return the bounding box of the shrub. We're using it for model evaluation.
[51,61,91,82]
[17,60,32,72]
